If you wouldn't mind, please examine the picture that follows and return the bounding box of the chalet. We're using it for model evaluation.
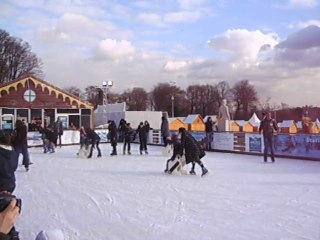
[183,114,205,131]
[0,75,94,131]
[168,117,187,131]
[279,120,298,134]
[233,120,254,132]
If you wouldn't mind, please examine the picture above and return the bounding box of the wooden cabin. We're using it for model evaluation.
[233,120,254,132]
[279,120,298,134]
[231,120,241,132]
[168,117,187,131]
[0,75,94,131]
[183,114,205,131]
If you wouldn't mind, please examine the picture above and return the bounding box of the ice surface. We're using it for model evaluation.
[13,144,320,240]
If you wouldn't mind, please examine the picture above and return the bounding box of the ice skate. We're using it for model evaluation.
[189,169,196,175]
[201,168,208,177]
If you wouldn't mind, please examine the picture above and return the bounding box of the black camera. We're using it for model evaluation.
[0,193,21,213]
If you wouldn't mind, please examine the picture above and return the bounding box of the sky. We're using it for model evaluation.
[0,0,320,107]
[15,144,320,239]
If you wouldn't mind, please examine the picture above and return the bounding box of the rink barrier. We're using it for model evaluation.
[27,129,320,161]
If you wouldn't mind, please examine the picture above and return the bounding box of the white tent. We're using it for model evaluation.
[248,112,260,127]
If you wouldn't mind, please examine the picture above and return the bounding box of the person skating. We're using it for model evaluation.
[11,120,31,171]
[53,117,64,147]
[179,127,208,177]
[108,121,118,156]
[123,123,133,155]
[259,111,278,163]
[136,122,148,155]
[161,116,170,147]
[86,128,101,158]
[205,117,214,150]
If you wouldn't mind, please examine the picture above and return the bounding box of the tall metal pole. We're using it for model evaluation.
[170,81,176,118]
[171,95,174,118]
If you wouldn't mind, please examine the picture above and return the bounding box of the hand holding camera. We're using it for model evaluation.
[0,193,21,235]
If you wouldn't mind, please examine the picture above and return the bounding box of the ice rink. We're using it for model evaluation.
[13,144,320,240]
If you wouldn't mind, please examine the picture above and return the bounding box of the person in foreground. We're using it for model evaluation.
[178,127,208,177]
[259,111,278,163]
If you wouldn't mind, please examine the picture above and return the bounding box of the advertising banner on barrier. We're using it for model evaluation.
[95,129,109,143]
[245,134,263,153]
[213,132,234,151]
[274,134,320,158]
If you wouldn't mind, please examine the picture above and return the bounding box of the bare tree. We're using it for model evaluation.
[63,86,82,97]
[150,83,172,112]
[0,29,43,84]
[231,80,258,119]
[121,87,149,111]
[84,85,100,109]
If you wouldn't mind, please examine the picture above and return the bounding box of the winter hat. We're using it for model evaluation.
[35,229,64,240]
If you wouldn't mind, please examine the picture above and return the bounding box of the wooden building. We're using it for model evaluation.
[0,75,94,131]
[183,114,205,131]
[168,117,187,131]
[279,120,298,134]
[231,120,241,132]
[231,120,254,132]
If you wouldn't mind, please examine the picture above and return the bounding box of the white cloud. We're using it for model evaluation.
[288,0,318,8]
[177,0,208,9]
[137,13,164,27]
[207,29,279,66]
[95,39,136,60]
[164,61,189,71]
[290,19,320,29]
[164,11,202,23]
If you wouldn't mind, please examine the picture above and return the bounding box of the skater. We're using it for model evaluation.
[11,120,31,171]
[53,117,64,147]
[205,117,214,150]
[118,119,127,143]
[178,127,208,177]
[161,116,170,147]
[79,126,87,149]
[164,135,187,174]
[259,111,278,163]
[38,124,55,153]
[86,128,101,158]
[123,123,133,155]
[108,120,118,156]
[136,122,148,155]
[144,120,151,143]
[0,130,21,239]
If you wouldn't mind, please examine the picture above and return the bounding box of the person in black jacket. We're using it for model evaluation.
[86,128,101,158]
[108,121,118,156]
[0,130,20,240]
[205,117,214,150]
[11,120,31,171]
[53,117,64,147]
[179,128,208,176]
[259,111,278,163]
[123,123,133,155]
[136,122,148,155]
